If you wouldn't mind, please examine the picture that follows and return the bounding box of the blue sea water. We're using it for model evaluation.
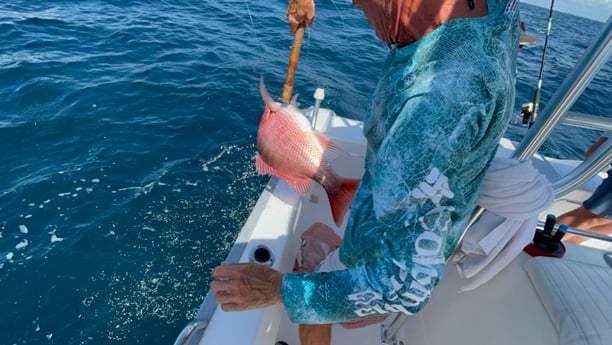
[0,1,609,344]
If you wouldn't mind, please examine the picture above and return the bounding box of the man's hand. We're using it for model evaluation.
[211,262,284,311]
[295,222,341,272]
[287,0,315,32]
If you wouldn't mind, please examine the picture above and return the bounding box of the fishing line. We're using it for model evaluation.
[329,0,346,27]
[243,0,254,28]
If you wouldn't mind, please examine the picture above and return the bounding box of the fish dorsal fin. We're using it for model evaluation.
[255,154,311,194]
[259,76,280,111]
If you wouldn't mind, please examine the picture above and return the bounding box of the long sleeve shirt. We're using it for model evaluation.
[282,0,520,323]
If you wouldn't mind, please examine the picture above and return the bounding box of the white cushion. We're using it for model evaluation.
[524,257,612,345]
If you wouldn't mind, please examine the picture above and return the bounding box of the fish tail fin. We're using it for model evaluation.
[328,178,361,227]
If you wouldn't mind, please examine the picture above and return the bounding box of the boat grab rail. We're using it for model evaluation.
[562,111,612,132]
[552,139,612,198]
[382,15,611,345]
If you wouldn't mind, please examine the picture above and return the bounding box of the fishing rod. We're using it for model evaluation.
[522,0,555,127]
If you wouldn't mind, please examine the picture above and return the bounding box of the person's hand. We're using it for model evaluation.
[211,262,284,311]
[294,222,341,272]
[286,0,315,33]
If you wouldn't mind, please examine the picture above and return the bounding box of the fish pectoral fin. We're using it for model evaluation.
[314,132,344,154]
[255,154,312,194]
[255,154,275,175]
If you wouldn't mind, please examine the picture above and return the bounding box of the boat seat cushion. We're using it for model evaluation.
[524,256,612,345]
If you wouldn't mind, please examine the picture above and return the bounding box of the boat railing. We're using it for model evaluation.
[382,14,611,345]
[551,139,611,199]
[562,111,612,131]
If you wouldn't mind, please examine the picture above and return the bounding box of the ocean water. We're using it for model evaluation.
[0,1,609,344]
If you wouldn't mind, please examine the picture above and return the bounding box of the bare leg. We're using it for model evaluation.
[588,221,612,233]
[299,324,332,345]
[557,206,612,243]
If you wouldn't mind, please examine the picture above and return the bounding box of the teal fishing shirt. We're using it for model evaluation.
[282,0,520,323]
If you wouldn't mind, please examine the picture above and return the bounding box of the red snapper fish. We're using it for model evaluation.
[256,77,360,227]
